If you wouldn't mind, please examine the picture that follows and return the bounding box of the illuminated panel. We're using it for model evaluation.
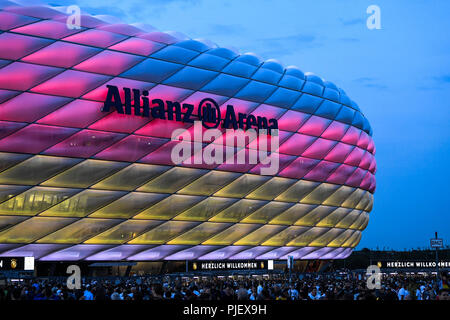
[269,203,316,225]
[287,227,329,246]
[294,206,337,226]
[300,183,340,205]
[328,229,355,247]
[137,167,206,193]
[177,171,242,196]
[209,199,268,222]
[316,207,353,227]
[213,174,270,198]
[241,201,294,224]
[167,222,231,245]
[173,197,238,221]
[0,152,31,173]
[234,225,287,245]
[133,195,205,220]
[128,221,200,244]
[245,177,297,200]
[0,215,28,231]
[275,180,320,202]
[322,186,356,207]
[341,189,365,209]
[335,209,361,229]
[309,228,346,246]
[202,224,261,245]
[262,226,308,246]
[0,185,32,203]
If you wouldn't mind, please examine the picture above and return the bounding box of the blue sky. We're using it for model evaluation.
[48,0,450,250]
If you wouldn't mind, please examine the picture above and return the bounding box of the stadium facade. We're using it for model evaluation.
[0,3,376,262]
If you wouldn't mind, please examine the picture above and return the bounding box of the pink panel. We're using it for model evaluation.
[357,131,370,150]
[218,98,259,118]
[0,62,62,91]
[0,32,52,60]
[345,168,367,187]
[250,153,296,175]
[216,148,258,173]
[37,99,107,128]
[43,129,126,158]
[277,110,310,132]
[55,14,106,29]
[278,156,320,179]
[181,92,229,117]
[82,78,156,102]
[324,142,354,163]
[326,164,357,185]
[298,115,332,136]
[12,20,83,39]
[63,29,127,48]
[344,146,365,166]
[135,119,193,138]
[341,126,361,145]
[74,50,144,76]
[139,140,195,165]
[367,138,375,154]
[0,92,71,122]
[146,84,193,101]
[369,158,376,174]
[0,11,38,30]
[5,5,64,19]
[89,112,152,134]
[22,41,101,68]
[369,176,376,193]
[30,69,111,98]
[138,32,179,44]
[0,124,78,153]
[250,104,286,120]
[247,130,292,152]
[95,135,168,162]
[180,144,228,170]
[360,172,372,190]
[109,38,165,56]
[302,160,340,181]
[301,138,337,159]
[0,120,27,139]
[278,133,316,156]
[99,24,144,36]
[0,89,20,104]
[321,121,349,141]
[359,151,372,170]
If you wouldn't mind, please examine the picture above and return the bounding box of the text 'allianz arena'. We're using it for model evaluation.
[0,2,376,262]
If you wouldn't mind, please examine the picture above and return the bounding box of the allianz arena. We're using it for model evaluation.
[0,3,376,263]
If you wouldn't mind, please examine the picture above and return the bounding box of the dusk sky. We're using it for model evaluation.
[47,0,450,250]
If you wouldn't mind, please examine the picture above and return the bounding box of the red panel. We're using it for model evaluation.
[341,126,361,145]
[0,120,27,139]
[0,124,78,153]
[278,156,320,179]
[89,112,152,134]
[0,11,38,31]
[0,62,62,91]
[302,160,340,181]
[218,98,259,118]
[369,158,377,174]
[74,50,144,76]
[43,129,126,158]
[94,135,168,162]
[360,172,372,190]
[247,130,292,152]
[326,164,357,185]
[135,119,193,139]
[139,140,197,165]
[0,89,20,104]
[278,133,316,156]
[359,151,372,170]
[0,92,71,122]
[357,131,370,150]
[63,29,127,48]
[5,5,64,19]
[301,138,337,159]
[344,146,365,166]
[82,78,156,102]
[0,32,53,60]
[249,153,296,175]
[321,121,349,141]
[12,20,83,39]
[98,24,144,36]
[277,110,310,132]
[323,142,354,163]
[298,115,332,136]
[345,168,367,188]
[109,38,165,56]
[367,138,375,154]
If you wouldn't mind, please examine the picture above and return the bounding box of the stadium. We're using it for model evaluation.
[0,2,376,269]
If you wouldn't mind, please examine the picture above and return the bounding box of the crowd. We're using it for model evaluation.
[1,271,448,301]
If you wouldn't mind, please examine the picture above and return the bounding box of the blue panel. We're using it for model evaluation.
[174,39,210,52]
[362,117,370,132]
[305,74,324,86]
[285,66,305,79]
[151,46,200,64]
[352,111,365,129]
[163,66,218,90]
[291,93,323,114]
[264,87,302,108]
[201,73,249,97]
[323,88,340,102]
[188,54,230,71]
[350,100,361,112]
[0,59,10,68]
[206,47,238,60]
[251,68,282,84]
[334,105,355,124]
[314,100,341,120]
[338,89,352,106]
[222,61,257,78]
[235,53,262,67]
[234,81,277,102]
[261,60,284,73]
[278,74,305,91]
[324,81,338,90]
[120,58,183,83]
[302,81,324,96]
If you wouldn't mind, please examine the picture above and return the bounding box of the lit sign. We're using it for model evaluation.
[377,261,450,269]
[188,260,269,271]
[0,257,34,271]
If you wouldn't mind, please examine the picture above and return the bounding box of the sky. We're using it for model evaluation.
[42,0,450,250]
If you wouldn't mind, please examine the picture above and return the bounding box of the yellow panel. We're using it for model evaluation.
[261,226,308,246]
[335,209,361,229]
[269,203,316,225]
[358,212,370,230]
[133,194,204,220]
[36,218,122,243]
[234,225,287,246]
[89,192,168,219]
[177,171,242,196]
[274,180,319,202]
[341,189,365,209]
[0,185,31,204]
[309,228,345,247]
[173,197,238,221]
[301,183,340,205]
[246,177,297,200]
[241,201,294,224]
[208,199,268,223]
[0,152,31,173]
[327,229,355,247]
[322,186,356,207]
[84,220,163,244]
[91,164,170,191]
[294,206,336,226]
[137,167,206,193]
[0,215,28,231]
[0,155,81,185]
[316,207,352,227]
[202,223,260,245]
[213,174,271,198]
[356,192,373,211]
[167,222,231,245]
[287,227,329,246]
[365,195,374,212]
[349,211,367,229]
[128,220,199,244]
[0,186,80,216]
[41,159,128,188]
[342,231,361,247]
[40,189,125,218]
[0,216,76,243]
